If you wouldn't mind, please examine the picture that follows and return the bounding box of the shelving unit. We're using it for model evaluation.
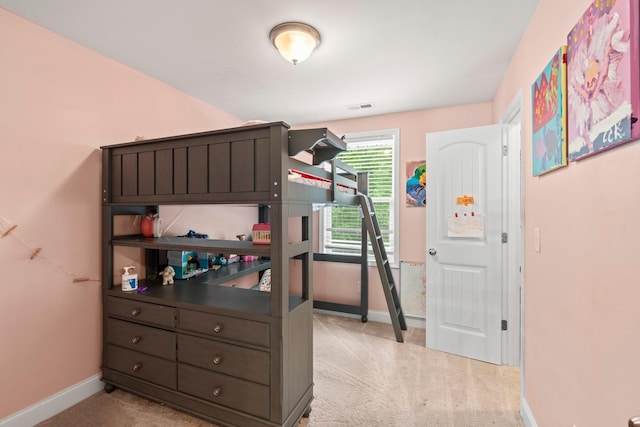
[100,122,364,427]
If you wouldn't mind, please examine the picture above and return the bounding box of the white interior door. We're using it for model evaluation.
[425,124,504,365]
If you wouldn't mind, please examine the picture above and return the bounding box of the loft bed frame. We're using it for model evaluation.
[100,121,368,427]
[104,122,370,319]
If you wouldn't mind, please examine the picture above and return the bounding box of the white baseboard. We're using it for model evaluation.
[402,314,426,329]
[0,374,103,427]
[521,395,538,427]
[313,308,426,329]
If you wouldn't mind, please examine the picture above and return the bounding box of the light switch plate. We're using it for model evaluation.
[533,227,541,253]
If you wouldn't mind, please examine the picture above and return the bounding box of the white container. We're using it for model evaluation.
[121,266,138,291]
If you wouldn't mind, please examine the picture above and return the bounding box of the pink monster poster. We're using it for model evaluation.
[567,0,640,160]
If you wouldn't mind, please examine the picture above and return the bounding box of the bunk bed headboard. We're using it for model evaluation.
[101,122,288,205]
[101,122,363,207]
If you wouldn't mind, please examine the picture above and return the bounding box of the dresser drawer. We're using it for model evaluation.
[106,345,176,389]
[178,309,269,347]
[107,296,175,328]
[107,318,176,360]
[178,364,269,419]
[178,334,269,385]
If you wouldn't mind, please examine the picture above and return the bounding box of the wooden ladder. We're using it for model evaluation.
[358,194,406,342]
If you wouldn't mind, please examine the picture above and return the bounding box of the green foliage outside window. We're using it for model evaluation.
[323,140,395,262]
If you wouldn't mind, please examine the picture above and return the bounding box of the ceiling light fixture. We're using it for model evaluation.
[269,22,321,65]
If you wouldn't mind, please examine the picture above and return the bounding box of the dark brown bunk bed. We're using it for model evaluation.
[100,121,366,427]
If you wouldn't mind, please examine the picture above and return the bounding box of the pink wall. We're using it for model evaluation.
[299,105,493,311]
[493,0,640,425]
[0,9,241,418]
[6,1,635,424]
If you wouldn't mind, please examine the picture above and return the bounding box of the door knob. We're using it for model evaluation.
[428,248,437,256]
[629,416,640,427]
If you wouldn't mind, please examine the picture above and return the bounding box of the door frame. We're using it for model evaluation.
[499,91,524,368]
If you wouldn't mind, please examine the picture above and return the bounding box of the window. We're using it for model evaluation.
[320,129,399,266]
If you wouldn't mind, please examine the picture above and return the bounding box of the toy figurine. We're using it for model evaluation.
[162,266,175,285]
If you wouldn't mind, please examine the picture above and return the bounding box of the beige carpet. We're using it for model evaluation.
[37,313,522,427]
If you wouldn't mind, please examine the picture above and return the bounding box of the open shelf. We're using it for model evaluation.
[107,282,279,319]
[195,259,271,285]
[111,236,272,256]
[288,128,346,165]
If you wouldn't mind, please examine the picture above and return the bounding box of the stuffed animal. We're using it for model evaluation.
[162,266,175,285]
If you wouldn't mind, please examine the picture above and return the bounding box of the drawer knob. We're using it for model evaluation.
[131,336,141,344]
[132,362,142,372]
[212,387,222,397]
[213,324,223,333]
[131,308,141,316]
[212,355,223,365]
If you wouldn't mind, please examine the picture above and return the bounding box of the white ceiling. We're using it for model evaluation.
[0,0,539,125]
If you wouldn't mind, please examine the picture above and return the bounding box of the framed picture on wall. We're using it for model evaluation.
[405,161,426,207]
[566,0,640,161]
[532,46,568,176]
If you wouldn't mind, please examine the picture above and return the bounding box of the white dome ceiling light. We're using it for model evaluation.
[269,22,321,65]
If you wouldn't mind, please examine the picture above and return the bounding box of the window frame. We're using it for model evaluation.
[319,128,400,267]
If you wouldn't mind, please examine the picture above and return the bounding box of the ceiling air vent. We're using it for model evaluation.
[346,102,375,111]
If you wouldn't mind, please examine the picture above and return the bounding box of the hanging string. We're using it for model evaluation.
[2,207,187,282]
[0,215,99,284]
[161,206,185,235]
[128,206,184,236]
